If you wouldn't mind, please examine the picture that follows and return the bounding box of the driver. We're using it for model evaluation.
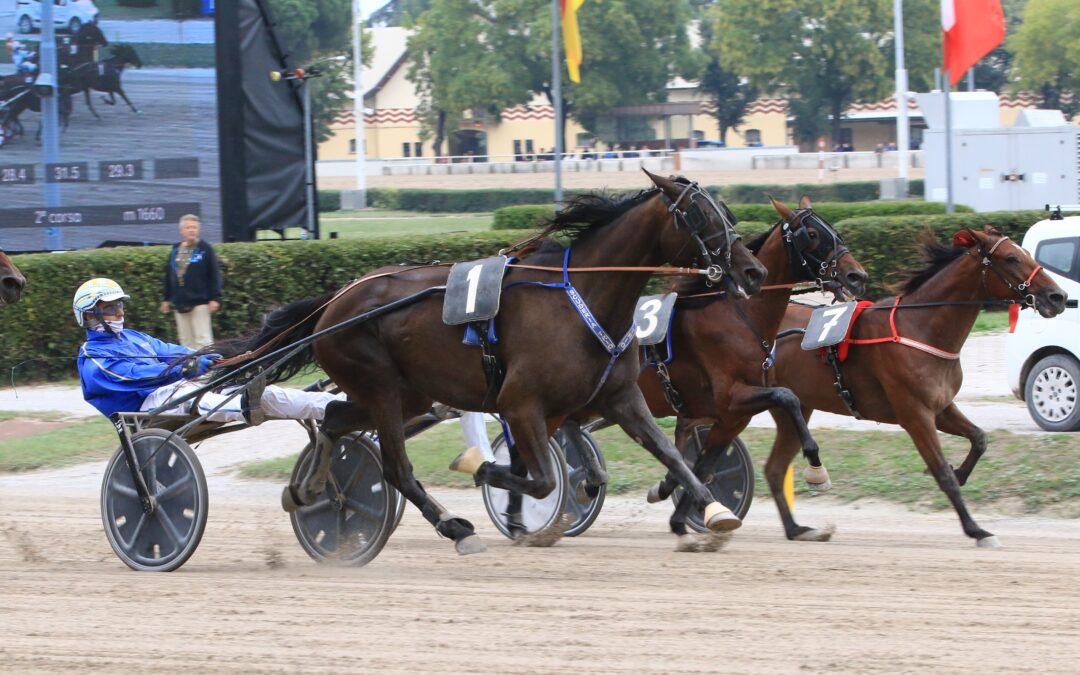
[74,278,340,423]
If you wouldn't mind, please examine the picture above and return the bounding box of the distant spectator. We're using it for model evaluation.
[161,214,222,349]
[886,141,898,151]
[874,143,885,154]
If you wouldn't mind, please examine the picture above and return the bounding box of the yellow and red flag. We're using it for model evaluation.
[562,0,585,83]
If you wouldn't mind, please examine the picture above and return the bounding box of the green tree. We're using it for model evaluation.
[1009,0,1077,116]
[269,0,373,141]
[711,0,893,145]
[695,17,756,145]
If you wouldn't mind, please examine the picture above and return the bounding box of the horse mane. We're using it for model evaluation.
[890,230,967,294]
[526,188,661,253]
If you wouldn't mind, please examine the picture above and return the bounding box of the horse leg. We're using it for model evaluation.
[895,403,998,547]
[765,406,835,541]
[599,386,741,534]
[117,86,139,113]
[645,417,706,504]
[934,402,987,486]
[282,399,366,509]
[84,88,100,119]
[559,419,608,504]
[729,383,829,487]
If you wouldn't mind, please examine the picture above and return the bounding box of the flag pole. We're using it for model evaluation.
[551,0,564,205]
[944,69,954,214]
[893,0,909,196]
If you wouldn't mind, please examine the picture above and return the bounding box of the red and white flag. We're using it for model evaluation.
[941,0,1006,85]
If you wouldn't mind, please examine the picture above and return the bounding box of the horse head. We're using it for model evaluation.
[643,169,766,298]
[769,195,869,299]
[0,249,26,306]
[110,44,142,69]
[954,226,1067,318]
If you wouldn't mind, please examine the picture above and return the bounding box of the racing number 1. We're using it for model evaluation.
[818,305,849,342]
[464,264,483,314]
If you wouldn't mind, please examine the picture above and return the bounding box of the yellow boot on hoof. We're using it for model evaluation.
[803,464,832,492]
[448,446,486,475]
[704,501,742,532]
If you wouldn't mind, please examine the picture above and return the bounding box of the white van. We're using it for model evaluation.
[1005,210,1080,430]
[16,0,100,35]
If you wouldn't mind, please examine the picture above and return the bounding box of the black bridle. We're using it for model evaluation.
[663,180,740,285]
[967,232,1043,309]
[781,208,852,288]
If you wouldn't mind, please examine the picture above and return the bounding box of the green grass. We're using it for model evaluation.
[257,211,494,241]
[0,412,115,472]
[94,0,190,20]
[233,417,1080,517]
[972,308,1011,335]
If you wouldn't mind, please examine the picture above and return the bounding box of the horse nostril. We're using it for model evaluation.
[745,266,765,285]
[1049,291,1066,306]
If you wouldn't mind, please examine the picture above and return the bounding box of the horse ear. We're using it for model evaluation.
[643,168,674,192]
[983,224,1004,237]
[798,195,812,210]
[952,229,977,248]
[769,195,796,223]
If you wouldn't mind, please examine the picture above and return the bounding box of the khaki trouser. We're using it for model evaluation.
[174,303,214,349]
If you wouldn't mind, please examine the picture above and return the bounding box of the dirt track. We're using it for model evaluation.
[3,480,1080,673]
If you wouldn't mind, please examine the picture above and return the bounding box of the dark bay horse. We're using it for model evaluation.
[766,226,1066,547]
[217,172,767,555]
[67,44,142,116]
[0,248,26,306]
[638,197,868,544]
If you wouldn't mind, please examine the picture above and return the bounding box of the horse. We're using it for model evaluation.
[636,196,869,544]
[66,44,142,117]
[214,172,768,555]
[763,226,1066,547]
[0,248,26,306]
[0,71,74,141]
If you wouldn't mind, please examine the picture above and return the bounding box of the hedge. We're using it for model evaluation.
[2,232,520,382]
[492,200,969,231]
[326,180,927,213]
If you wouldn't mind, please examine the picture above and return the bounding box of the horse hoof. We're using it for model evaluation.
[704,502,742,533]
[455,535,487,555]
[513,512,573,548]
[574,481,593,506]
[280,485,302,513]
[793,524,836,542]
[675,534,702,552]
[803,464,832,492]
[448,446,485,475]
[976,535,1002,549]
[675,532,731,553]
[646,482,665,504]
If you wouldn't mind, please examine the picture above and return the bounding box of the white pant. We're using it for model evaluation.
[140,380,342,423]
[460,411,496,462]
[174,304,214,350]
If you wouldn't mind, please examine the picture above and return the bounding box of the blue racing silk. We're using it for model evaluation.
[77,329,195,417]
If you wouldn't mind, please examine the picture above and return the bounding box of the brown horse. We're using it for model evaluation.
[765,226,1067,546]
[0,248,26,306]
[638,197,869,543]
[218,172,767,555]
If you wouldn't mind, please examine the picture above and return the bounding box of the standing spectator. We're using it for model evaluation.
[161,214,222,349]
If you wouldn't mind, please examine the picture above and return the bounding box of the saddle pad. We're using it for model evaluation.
[442,256,508,325]
[634,293,678,346]
[800,301,859,351]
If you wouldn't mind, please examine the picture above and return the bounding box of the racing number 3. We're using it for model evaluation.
[636,298,663,340]
[818,305,850,342]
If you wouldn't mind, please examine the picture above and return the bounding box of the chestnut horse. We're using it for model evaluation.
[765,226,1066,546]
[638,197,869,543]
[0,248,26,306]
[219,172,767,555]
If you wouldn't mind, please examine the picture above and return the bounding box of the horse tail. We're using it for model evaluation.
[207,288,339,386]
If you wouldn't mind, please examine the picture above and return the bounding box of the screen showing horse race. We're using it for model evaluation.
[0,5,218,252]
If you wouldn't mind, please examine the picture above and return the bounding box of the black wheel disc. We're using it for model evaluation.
[559,429,606,537]
[290,433,398,566]
[100,429,208,572]
[672,426,755,534]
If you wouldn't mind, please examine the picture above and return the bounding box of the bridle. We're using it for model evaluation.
[781,208,852,289]
[662,179,739,285]
[966,232,1043,309]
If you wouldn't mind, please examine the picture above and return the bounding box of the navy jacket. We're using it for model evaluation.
[163,239,222,309]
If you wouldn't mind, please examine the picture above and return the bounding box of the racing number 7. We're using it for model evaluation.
[818,305,849,342]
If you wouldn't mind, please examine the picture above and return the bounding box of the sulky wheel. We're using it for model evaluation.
[290,432,401,566]
[672,425,755,534]
[481,434,569,540]
[100,429,208,572]
[556,427,607,537]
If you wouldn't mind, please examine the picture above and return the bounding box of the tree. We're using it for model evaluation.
[711,0,893,145]
[268,0,373,142]
[695,17,757,145]
[1009,0,1078,116]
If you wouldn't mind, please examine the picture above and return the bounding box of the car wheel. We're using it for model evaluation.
[1025,354,1080,431]
[68,17,82,34]
[17,15,33,34]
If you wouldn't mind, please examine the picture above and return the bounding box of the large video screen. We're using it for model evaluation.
[0,3,218,252]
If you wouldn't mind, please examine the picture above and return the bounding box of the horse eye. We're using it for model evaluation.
[1006,255,1019,264]
[808,230,818,239]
